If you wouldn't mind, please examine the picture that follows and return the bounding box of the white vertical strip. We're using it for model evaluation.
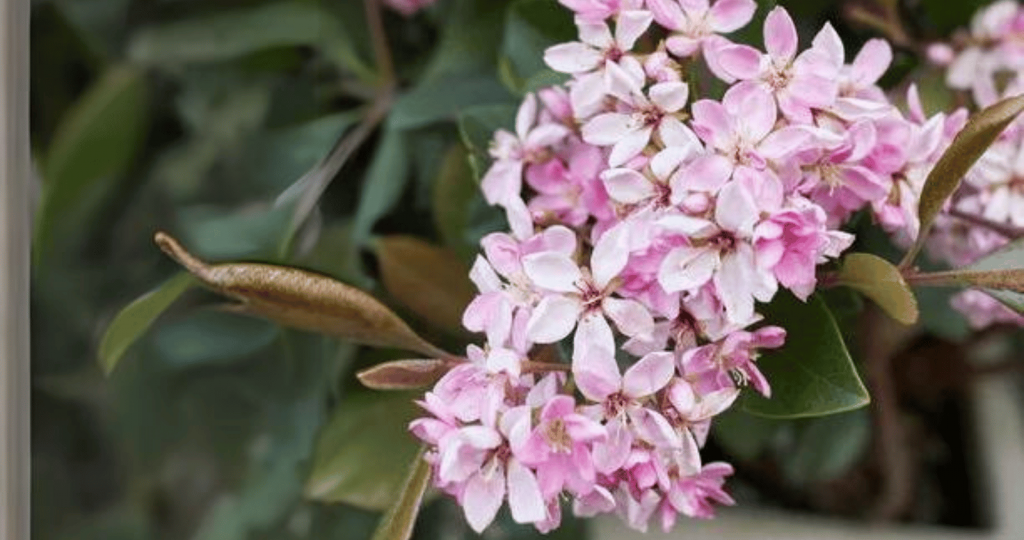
[0,0,30,536]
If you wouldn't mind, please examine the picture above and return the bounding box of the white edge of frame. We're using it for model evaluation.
[593,378,1024,540]
[0,0,30,537]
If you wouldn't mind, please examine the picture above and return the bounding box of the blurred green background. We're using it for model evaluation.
[29,0,1011,539]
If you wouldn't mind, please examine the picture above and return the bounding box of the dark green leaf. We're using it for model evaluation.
[501,0,575,93]
[98,273,195,374]
[389,75,512,131]
[177,203,294,260]
[711,409,783,462]
[836,253,919,324]
[369,447,431,540]
[420,0,506,81]
[37,65,149,255]
[741,292,870,418]
[457,104,518,180]
[154,310,278,368]
[782,409,870,485]
[304,392,422,510]
[433,144,481,257]
[353,128,410,244]
[126,1,362,73]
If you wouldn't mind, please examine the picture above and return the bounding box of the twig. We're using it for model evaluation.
[860,305,918,521]
[949,208,1024,238]
[365,0,395,87]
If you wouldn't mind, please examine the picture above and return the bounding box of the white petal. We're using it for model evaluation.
[658,246,719,292]
[544,42,603,73]
[507,459,547,524]
[522,252,583,292]
[464,470,506,533]
[526,295,583,343]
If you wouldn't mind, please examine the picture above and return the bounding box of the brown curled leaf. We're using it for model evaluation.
[154,231,450,358]
[357,359,450,390]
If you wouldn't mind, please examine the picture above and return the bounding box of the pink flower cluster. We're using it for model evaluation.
[411,0,975,534]
[925,0,1024,330]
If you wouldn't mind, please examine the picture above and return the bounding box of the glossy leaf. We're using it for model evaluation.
[304,392,422,510]
[153,232,450,358]
[98,273,195,374]
[37,65,149,254]
[357,359,449,390]
[836,253,919,324]
[369,447,432,540]
[374,235,477,335]
[907,94,1024,264]
[740,292,870,418]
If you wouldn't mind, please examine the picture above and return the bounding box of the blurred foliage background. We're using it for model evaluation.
[29,0,1014,539]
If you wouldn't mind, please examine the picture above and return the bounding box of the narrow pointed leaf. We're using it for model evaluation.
[836,253,919,324]
[98,272,195,374]
[374,235,476,336]
[153,232,449,358]
[955,237,1024,312]
[357,359,449,390]
[370,446,432,540]
[906,94,1024,265]
[740,292,870,418]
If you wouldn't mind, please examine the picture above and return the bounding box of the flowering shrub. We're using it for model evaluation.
[83,0,1024,539]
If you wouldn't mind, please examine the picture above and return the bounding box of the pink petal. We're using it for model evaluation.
[734,82,777,142]
[463,470,506,533]
[602,296,655,339]
[582,112,634,146]
[810,22,844,68]
[851,38,892,88]
[615,10,655,50]
[668,379,696,415]
[716,44,762,80]
[623,351,676,398]
[757,126,810,160]
[602,168,655,204]
[522,252,583,292]
[577,19,614,49]
[592,222,632,289]
[763,6,797,62]
[526,295,582,343]
[609,125,654,167]
[507,459,547,524]
[647,0,686,32]
[649,81,689,113]
[690,99,733,149]
[714,181,758,235]
[515,93,538,139]
[658,246,718,293]
[544,42,603,73]
[673,154,733,194]
[592,418,632,473]
[709,0,756,33]
[573,316,622,402]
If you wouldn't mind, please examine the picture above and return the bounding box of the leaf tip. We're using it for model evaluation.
[155,231,211,278]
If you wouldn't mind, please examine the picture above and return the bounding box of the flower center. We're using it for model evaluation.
[605,392,630,418]
[765,65,793,90]
[709,231,737,253]
[545,419,573,453]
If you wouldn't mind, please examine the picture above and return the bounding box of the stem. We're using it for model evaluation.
[902,269,966,288]
[949,208,1024,238]
[365,0,395,88]
[522,361,570,374]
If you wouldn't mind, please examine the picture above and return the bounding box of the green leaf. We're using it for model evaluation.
[127,1,363,73]
[433,144,480,257]
[964,237,1024,313]
[389,74,512,131]
[501,0,575,93]
[711,409,783,461]
[369,447,431,540]
[457,104,518,180]
[177,203,295,260]
[986,288,1024,313]
[304,392,422,510]
[836,253,919,324]
[781,409,870,485]
[37,65,149,255]
[353,128,410,244]
[907,94,1024,264]
[98,273,195,374]
[420,0,506,81]
[154,310,278,368]
[740,292,870,419]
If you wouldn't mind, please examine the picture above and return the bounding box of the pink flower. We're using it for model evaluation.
[558,0,645,22]
[681,326,785,397]
[646,0,756,73]
[518,395,607,499]
[582,76,695,166]
[657,182,779,325]
[661,462,736,521]
[716,7,839,122]
[950,289,1024,330]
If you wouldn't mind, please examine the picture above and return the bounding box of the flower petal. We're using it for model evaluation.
[623,351,676,398]
[526,295,582,343]
[523,252,583,292]
[507,459,547,524]
[463,470,506,533]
